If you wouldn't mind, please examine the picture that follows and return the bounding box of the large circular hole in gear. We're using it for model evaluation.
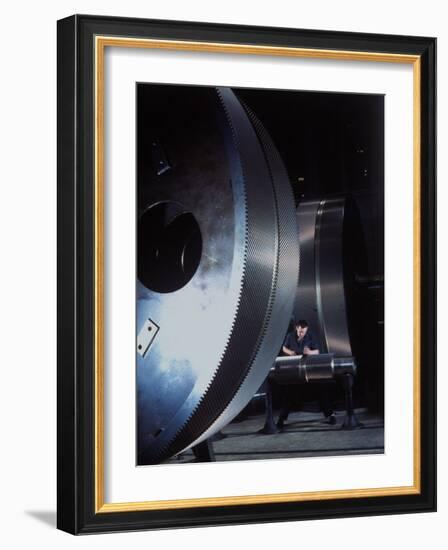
[137,201,202,293]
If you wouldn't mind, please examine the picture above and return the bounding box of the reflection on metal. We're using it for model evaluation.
[271,354,356,384]
[295,198,352,356]
[149,138,171,176]
[137,86,299,464]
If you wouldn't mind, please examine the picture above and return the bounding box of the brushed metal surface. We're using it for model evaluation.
[295,197,352,357]
[316,198,352,356]
[294,200,322,349]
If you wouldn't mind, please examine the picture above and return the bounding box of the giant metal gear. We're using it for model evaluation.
[136,86,300,464]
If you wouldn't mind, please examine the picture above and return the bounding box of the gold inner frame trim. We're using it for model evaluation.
[94,35,421,513]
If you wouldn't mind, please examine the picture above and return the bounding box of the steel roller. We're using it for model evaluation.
[136,86,299,464]
[271,354,357,384]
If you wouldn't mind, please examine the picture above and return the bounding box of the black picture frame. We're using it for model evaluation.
[57,14,436,534]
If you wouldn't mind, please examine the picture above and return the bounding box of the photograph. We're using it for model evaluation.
[136,83,385,466]
[53,11,436,534]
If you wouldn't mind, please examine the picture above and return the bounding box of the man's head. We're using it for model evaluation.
[295,320,308,340]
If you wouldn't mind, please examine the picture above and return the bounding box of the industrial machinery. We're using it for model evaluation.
[261,197,366,433]
[272,354,357,384]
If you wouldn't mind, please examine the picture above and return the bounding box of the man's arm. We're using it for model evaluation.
[282,333,296,356]
[282,345,297,356]
[303,332,319,355]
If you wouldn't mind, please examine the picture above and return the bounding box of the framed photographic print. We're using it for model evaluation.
[57,14,436,534]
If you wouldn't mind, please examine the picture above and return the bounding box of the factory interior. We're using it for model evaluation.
[136,84,385,465]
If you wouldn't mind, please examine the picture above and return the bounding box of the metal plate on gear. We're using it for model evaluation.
[136,318,159,358]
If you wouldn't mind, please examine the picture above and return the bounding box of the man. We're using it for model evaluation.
[282,319,319,357]
[277,320,336,429]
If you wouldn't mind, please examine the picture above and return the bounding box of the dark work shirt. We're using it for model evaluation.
[283,330,319,355]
